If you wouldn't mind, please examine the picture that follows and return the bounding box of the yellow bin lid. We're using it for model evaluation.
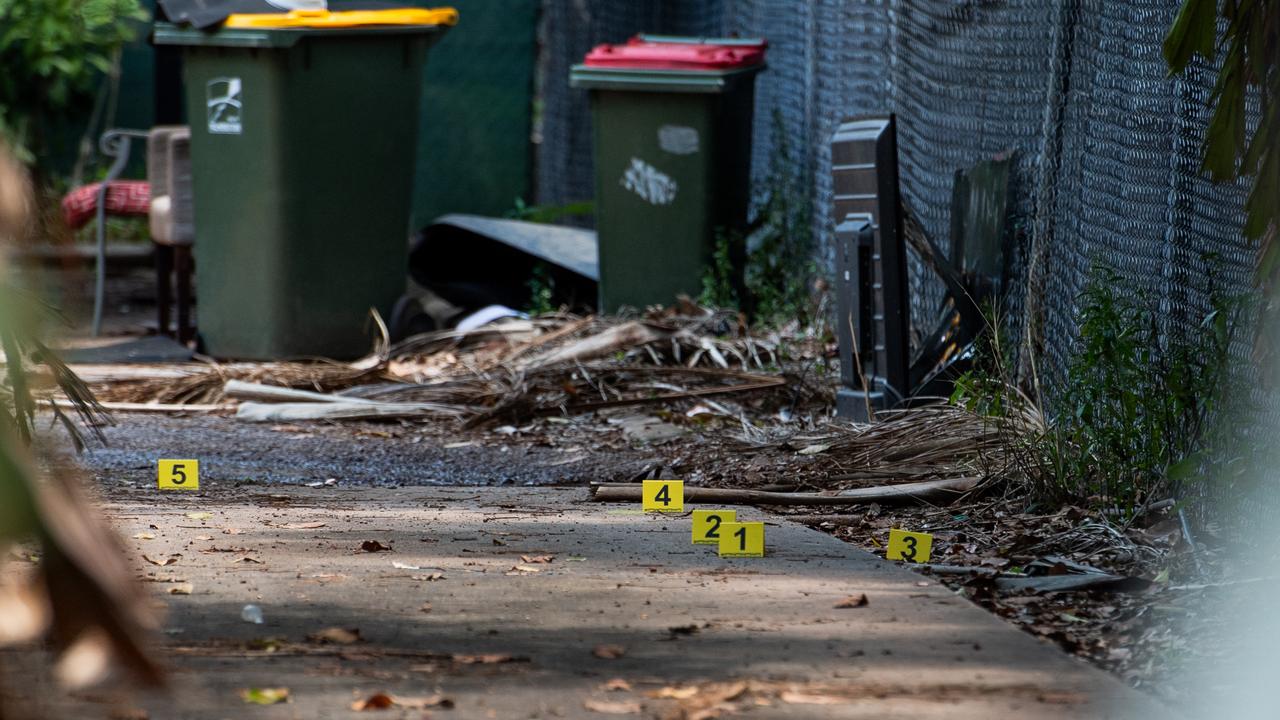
[224,7,459,29]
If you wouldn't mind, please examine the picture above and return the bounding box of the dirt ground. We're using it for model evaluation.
[0,412,1178,719]
[20,400,1230,712]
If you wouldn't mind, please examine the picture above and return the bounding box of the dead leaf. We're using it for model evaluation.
[412,572,446,581]
[419,603,432,613]
[391,695,452,710]
[1037,691,1086,705]
[592,644,626,659]
[195,535,212,541]
[666,624,701,638]
[507,564,543,575]
[142,554,180,567]
[132,532,155,540]
[277,522,327,530]
[351,693,452,711]
[360,540,391,553]
[649,686,699,700]
[232,556,264,564]
[520,555,555,564]
[307,627,362,645]
[451,653,523,665]
[833,594,869,609]
[351,693,394,711]
[582,699,642,714]
[780,690,846,705]
[222,528,244,535]
[167,583,193,595]
[185,512,213,521]
[240,687,289,705]
[602,678,633,692]
[797,443,831,455]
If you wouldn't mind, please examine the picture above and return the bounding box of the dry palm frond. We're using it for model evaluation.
[0,143,160,689]
[86,307,814,418]
[731,402,1044,492]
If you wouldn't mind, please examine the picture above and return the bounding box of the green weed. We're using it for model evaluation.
[953,263,1250,518]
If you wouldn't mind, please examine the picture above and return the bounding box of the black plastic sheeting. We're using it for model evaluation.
[409,214,598,312]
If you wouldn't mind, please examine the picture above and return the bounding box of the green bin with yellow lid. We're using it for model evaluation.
[154,8,456,359]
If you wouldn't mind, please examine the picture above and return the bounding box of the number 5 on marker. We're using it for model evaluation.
[718,521,764,557]
[692,509,736,545]
[886,528,932,563]
[158,459,199,490]
[642,480,683,513]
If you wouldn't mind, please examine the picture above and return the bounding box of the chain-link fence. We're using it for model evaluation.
[537,0,1258,399]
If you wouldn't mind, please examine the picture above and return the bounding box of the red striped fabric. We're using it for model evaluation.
[61,180,151,230]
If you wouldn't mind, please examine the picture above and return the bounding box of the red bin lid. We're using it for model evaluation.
[583,35,767,71]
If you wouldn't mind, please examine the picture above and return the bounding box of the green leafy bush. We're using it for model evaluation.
[954,264,1248,517]
[0,0,147,164]
[700,110,819,325]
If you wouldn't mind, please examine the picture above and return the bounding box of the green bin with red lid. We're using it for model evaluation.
[571,35,767,313]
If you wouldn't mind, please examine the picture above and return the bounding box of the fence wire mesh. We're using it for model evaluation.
[538,0,1258,404]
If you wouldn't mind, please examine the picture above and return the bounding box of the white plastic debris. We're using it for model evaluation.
[241,604,264,624]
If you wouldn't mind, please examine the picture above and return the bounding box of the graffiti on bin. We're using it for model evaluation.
[621,158,677,206]
[658,125,699,155]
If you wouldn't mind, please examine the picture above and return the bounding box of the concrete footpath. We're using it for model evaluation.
[15,484,1168,719]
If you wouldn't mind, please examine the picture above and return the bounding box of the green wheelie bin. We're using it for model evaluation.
[570,35,767,313]
[153,8,457,359]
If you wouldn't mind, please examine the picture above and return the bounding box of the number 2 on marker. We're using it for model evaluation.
[692,509,736,545]
[642,480,683,512]
[158,459,199,490]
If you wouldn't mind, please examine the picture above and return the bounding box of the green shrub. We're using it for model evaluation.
[954,264,1249,518]
[0,0,147,165]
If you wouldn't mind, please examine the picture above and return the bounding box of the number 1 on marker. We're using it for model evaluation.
[717,521,764,557]
[158,459,199,490]
[642,480,683,513]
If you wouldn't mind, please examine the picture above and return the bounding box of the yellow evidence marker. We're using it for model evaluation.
[691,509,737,545]
[886,528,932,563]
[642,479,683,513]
[717,521,765,558]
[157,459,199,490]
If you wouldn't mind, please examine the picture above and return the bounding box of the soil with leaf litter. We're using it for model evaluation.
[61,307,1228,706]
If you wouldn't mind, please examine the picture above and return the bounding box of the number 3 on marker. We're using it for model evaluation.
[642,480,683,513]
[158,459,199,490]
[886,528,932,563]
[692,509,736,545]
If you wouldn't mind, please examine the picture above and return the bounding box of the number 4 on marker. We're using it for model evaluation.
[642,480,683,513]
[158,459,199,490]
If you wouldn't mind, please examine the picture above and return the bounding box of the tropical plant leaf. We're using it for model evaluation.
[1162,0,1217,73]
